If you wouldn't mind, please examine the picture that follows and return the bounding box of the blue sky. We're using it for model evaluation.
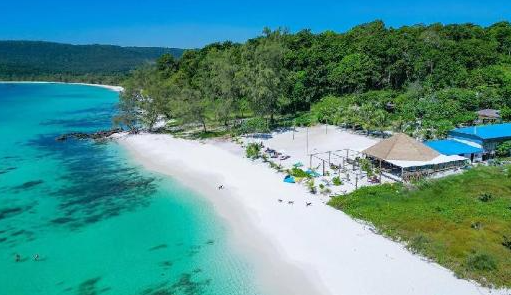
[0,0,510,48]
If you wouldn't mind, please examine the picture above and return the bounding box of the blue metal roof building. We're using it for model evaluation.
[448,123,511,143]
[425,140,483,156]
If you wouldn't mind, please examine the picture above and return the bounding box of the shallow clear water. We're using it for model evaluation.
[0,83,260,295]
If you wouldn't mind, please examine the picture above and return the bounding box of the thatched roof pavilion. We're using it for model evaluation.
[362,133,467,181]
[363,133,439,161]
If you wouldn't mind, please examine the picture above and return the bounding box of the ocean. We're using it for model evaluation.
[0,83,260,295]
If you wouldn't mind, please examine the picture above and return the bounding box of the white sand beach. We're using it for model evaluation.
[118,127,509,295]
[0,81,124,92]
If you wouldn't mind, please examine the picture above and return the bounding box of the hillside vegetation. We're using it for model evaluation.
[118,21,511,138]
[0,41,184,84]
[329,165,511,288]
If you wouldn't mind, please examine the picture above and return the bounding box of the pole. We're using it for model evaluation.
[322,160,325,176]
[379,159,382,182]
[309,154,313,169]
[306,126,309,155]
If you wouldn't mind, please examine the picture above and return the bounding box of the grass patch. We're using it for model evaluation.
[328,165,511,288]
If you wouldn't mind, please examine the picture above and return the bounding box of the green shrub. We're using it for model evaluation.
[307,179,317,194]
[358,158,373,176]
[503,236,511,251]
[289,167,309,178]
[332,176,342,186]
[478,193,493,202]
[466,253,497,271]
[269,161,283,171]
[496,140,511,158]
[245,143,261,159]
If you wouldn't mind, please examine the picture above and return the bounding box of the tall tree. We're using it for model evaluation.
[240,28,291,123]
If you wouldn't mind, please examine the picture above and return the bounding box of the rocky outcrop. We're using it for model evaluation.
[56,128,122,141]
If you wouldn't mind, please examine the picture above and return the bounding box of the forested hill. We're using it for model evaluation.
[119,21,511,139]
[0,41,185,83]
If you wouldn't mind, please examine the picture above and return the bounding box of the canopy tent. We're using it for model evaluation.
[283,175,295,183]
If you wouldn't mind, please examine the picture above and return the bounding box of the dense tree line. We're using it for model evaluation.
[0,41,184,83]
[119,21,511,138]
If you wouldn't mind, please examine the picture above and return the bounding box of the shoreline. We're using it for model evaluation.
[117,132,508,295]
[118,134,329,295]
[0,80,124,92]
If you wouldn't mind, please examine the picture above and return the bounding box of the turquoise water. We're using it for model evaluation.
[0,83,260,295]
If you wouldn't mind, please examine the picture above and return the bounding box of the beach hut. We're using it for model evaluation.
[476,109,501,124]
[362,133,467,181]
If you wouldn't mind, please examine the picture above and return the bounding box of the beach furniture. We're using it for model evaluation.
[293,162,304,168]
[294,176,305,183]
[283,175,296,183]
[306,169,321,178]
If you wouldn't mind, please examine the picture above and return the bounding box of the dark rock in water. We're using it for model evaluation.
[77,277,102,295]
[51,217,76,225]
[0,207,23,220]
[13,180,44,190]
[56,128,122,142]
[159,260,173,269]
[0,167,16,175]
[149,244,168,251]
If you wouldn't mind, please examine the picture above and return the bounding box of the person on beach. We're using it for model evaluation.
[218,185,224,190]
